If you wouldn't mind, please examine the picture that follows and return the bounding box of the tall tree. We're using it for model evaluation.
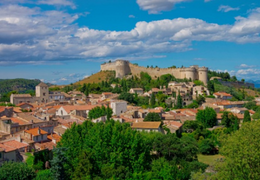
[50,147,68,180]
[243,110,251,122]
[175,94,183,109]
[196,107,217,128]
[150,93,156,107]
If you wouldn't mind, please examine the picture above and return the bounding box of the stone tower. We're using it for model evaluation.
[35,82,49,103]
[198,67,208,85]
[115,60,131,78]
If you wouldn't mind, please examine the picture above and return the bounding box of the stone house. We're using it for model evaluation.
[24,128,48,143]
[213,92,232,100]
[129,88,144,95]
[110,101,127,116]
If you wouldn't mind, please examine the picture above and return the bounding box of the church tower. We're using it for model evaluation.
[35,82,49,103]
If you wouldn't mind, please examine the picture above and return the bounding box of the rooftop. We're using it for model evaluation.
[131,122,161,129]
[25,127,48,136]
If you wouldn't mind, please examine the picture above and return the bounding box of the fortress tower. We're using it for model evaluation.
[198,67,208,85]
[115,60,131,78]
[35,82,49,103]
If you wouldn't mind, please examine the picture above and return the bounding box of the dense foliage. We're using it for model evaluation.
[56,120,207,179]
[88,106,113,120]
[196,107,217,128]
[0,161,36,180]
[144,112,161,121]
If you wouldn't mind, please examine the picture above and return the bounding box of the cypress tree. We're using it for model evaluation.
[243,110,251,122]
[150,93,156,107]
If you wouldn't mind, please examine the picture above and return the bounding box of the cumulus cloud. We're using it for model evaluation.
[136,0,190,14]
[1,4,260,65]
[218,5,240,12]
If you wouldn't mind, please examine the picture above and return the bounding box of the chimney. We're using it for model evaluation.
[38,128,41,135]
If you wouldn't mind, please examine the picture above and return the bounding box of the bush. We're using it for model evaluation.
[0,162,36,180]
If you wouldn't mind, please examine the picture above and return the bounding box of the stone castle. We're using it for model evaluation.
[101,60,208,85]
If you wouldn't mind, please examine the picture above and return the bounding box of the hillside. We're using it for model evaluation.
[74,71,115,85]
[0,79,52,94]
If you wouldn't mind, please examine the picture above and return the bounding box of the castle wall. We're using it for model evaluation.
[129,63,182,79]
[100,60,208,84]
[101,62,117,71]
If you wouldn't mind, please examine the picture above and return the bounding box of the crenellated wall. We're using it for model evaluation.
[100,60,208,84]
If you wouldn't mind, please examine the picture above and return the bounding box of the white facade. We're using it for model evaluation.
[110,101,127,116]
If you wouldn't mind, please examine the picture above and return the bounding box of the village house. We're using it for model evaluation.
[131,122,163,133]
[129,88,144,95]
[110,101,127,116]
[193,86,210,99]
[16,103,34,111]
[163,121,183,134]
[24,127,48,143]
[101,92,113,100]
[213,92,232,100]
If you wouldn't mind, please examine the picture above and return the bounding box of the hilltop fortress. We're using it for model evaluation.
[101,60,208,85]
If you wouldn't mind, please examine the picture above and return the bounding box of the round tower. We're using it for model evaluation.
[115,60,131,78]
[180,67,196,81]
[198,67,208,85]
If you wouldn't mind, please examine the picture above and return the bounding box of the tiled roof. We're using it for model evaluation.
[0,144,16,152]
[131,88,143,91]
[131,122,161,129]
[47,133,61,142]
[10,117,30,125]
[25,128,48,136]
[16,102,33,107]
[2,140,28,149]
[61,105,101,113]
[35,141,56,150]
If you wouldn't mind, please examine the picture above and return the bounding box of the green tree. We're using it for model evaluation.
[150,93,156,107]
[221,111,232,128]
[199,139,215,155]
[196,95,205,105]
[35,170,53,180]
[214,120,260,179]
[0,162,36,180]
[175,94,183,109]
[243,110,251,122]
[144,112,161,121]
[50,147,68,180]
[207,80,215,94]
[196,107,217,128]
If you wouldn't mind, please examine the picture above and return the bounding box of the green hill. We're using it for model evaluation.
[0,79,52,94]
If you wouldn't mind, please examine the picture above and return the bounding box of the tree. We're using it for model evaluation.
[0,162,36,180]
[243,110,251,122]
[175,94,183,109]
[196,107,217,128]
[150,93,156,107]
[214,120,260,179]
[50,147,68,180]
[252,113,260,120]
[196,95,205,105]
[106,105,113,120]
[207,80,215,94]
[221,111,232,128]
[199,139,215,155]
[144,112,161,122]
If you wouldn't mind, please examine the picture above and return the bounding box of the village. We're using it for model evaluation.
[1,75,259,165]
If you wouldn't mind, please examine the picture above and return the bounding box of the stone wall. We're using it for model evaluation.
[101,62,117,71]
[218,80,255,89]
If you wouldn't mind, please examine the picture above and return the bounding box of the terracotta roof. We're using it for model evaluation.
[0,144,16,152]
[149,109,161,113]
[169,121,183,128]
[2,140,28,149]
[16,102,33,107]
[131,122,161,129]
[0,106,6,112]
[10,117,30,125]
[25,128,48,136]
[249,110,255,114]
[214,92,232,97]
[102,92,113,95]
[47,133,61,142]
[37,82,48,87]
[13,107,22,113]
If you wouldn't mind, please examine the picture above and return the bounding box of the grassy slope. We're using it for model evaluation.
[75,71,115,85]
[198,154,224,166]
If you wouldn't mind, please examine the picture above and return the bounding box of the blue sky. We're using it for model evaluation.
[0,0,260,85]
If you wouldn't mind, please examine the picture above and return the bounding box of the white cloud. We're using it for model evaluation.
[0,5,260,65]
[218,5,240,12]
[238,64,257,69]
[129,15,135,18]
[38,0,76,9]
[136,0,190,14]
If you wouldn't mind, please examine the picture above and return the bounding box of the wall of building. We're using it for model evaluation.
[111,101,127,116]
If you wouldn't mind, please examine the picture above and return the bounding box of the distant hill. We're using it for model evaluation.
[74,71,115,85]
[0,79,52,94]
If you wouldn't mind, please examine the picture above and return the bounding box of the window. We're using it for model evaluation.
[43,93,46,96]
